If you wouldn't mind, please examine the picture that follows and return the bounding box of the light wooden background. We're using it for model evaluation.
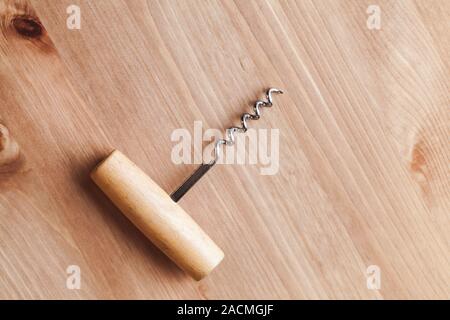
[0,0,448,299]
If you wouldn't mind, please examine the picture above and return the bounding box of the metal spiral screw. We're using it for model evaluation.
[170,87,284,202]
[211,88,283,165]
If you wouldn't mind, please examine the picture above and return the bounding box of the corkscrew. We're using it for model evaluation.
[91,87,284,280]
[170,88,283,202]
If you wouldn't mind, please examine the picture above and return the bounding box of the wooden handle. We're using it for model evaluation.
[90,150,224,280]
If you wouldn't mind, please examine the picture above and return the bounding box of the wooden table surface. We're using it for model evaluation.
[0,0,448,299]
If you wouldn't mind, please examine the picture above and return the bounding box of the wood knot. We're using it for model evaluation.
[0,124,20,171]
[408,110,450,206]
[410,140,429,187]
[0,4,55,54]
[11,15,43,39]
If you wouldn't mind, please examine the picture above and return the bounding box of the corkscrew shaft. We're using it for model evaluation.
[170,88,283,202]
[170,163,214,202]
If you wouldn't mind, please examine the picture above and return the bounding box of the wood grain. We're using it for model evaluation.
[0,0,448,299]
